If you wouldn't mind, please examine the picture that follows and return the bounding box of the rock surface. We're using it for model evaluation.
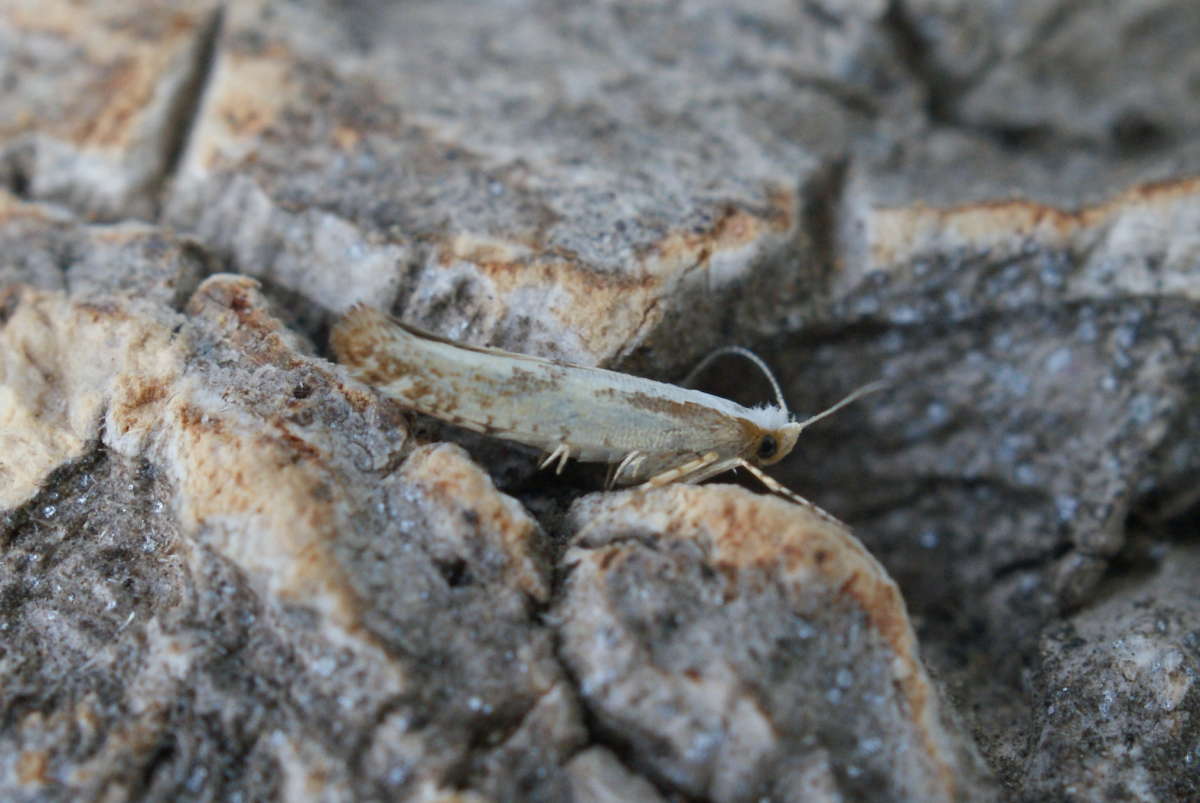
[558,486,990,801]
[3,0,1200,800]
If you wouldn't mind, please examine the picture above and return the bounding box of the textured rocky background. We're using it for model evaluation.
[2,1,1199,800]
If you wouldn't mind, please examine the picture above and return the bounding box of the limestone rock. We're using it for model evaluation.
[4,0,1200,800]
[565,748,667,803]
[1024,543,1200,800]
[1,279,577,800]
[0,0,220,220]
[158,0,913,365]
[558,486,992,802]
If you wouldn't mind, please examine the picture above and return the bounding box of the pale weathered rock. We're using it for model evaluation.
[4,0,1200,799]
[0,189,212,310]
[0,284,183,510]
[0,279,581,800]
[904,1,1200,145]
[1024,543,1200,800]
[159,0,918,365]
[565,747,667,803]
[557,485,993,802]
[0,0,221,220]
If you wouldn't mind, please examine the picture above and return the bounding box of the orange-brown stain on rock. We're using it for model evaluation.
[113,378,171,435]
[196,45,296,169]
[778,540,807,573]
[136,9,200,41]
[78,300,123,321]
[118,379,168,414]
[597,547,621,572]
[652,187,795,268]
[437,238,530,270]
[872,175,1200,266]
[332,125,362,151]
[16,749,49,785]
[763,184,796,232]
[334,383,377,415]
[69,57,151,148]
[0,194,56,225]
[402,444,550,602]
[838,570,860,596]
[178,403,226,437]
[272,423,323,464]
[437,246,661,300]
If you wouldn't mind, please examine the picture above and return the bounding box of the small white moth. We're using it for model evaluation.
[331,305,879,506]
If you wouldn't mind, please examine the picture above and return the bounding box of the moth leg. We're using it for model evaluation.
[609,450,645,488]
[537,446,559,471]
[731,460,844,525]
[554,444,572,474]
[644,452,722,488]
[623,453,647,483]
[539,443,572,475]
[643,456,845,524]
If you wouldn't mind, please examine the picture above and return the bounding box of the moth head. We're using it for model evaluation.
[752,421,803,467]
[745,380,886,467]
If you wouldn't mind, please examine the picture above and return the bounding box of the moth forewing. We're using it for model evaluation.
[331,305,865,504]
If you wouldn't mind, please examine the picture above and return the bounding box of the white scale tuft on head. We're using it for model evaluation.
[743,403,792,431]
[684,345,796,432]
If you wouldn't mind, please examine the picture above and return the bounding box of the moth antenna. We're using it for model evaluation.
[795,380,888,433]
[682,346,789,412]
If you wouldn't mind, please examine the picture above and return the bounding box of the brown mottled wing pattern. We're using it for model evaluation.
[330,306,762,480]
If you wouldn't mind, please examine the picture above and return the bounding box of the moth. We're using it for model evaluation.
[331,305,880,506]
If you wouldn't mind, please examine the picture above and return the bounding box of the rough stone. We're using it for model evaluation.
[0,0,220,220]
[159,0,917,365]
[0,285,183,510]
[1023,542,1200,800]
[4,0,1200,799]
[565,747,667,803]
[557,485,993,802]
[0,279,580,800]
[0,190,211,305]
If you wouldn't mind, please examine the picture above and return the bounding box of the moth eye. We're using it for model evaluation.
[756,435,777,461]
